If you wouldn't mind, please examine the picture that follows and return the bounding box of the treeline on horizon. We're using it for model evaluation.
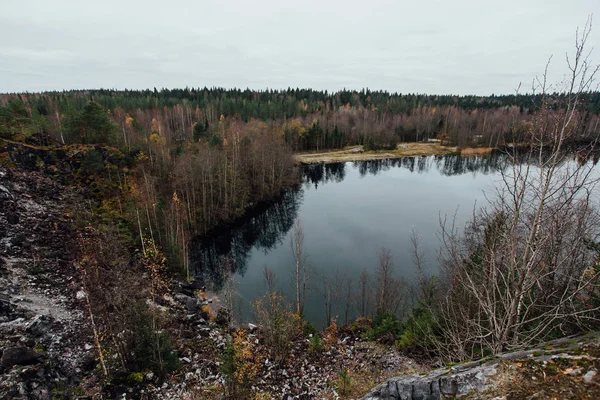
[4,87,600,114]
[1,87,600,152]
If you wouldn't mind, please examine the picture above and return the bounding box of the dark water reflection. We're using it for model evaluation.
[189,187,303,289]
[302,152,510,187]
[189,151,597,326]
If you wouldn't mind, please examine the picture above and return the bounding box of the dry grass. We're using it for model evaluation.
[460,147,494,156]
[468,359,600,399]
[466,335,600,399]
[295,143,459,164]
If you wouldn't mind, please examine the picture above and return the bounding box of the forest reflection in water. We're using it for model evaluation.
[188,150,598,325]
[189,187,303,290]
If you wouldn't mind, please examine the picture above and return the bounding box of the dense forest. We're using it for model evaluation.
[1,88,600,152]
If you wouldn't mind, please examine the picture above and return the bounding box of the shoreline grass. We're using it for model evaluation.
[295,143,461,164]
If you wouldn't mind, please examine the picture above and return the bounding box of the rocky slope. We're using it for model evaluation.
[0,165,97,399]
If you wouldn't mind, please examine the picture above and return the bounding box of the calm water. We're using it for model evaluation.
[189,154,515,327]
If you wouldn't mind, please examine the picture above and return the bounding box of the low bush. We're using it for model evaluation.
[302,320,319,338]
[308,334,323,357]
[395,307,437,352]
[365,312,403,342]
[349,317,372,335]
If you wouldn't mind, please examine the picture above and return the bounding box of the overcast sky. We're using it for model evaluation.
[1,0,598,95]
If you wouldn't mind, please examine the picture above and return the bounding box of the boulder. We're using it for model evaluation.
[214,307,230,327]
[174,293,192,304]
[361,362,498,400]
[0,185,13,203]
[0,347,44,369]
[6,211,19,225]
[584,370,597,384]
[185,297,198,314]
[177,278,204,296]
[26,315,52,337]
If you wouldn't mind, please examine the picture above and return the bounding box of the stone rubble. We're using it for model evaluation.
[0,166,97,399]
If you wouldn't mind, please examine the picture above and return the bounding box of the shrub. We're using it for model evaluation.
[337,368,352,395]
[126,372,144,384]
[308,334,323,357]
[79,149,105,176]
[220,330,263,398]
[302,320,319,338]
[253,292,300,368]
[220,341,236,380]
[78,224,179,380]
[365,312,403,342]
[396,307,437,352]
[324,320,339,348]
[126,304,181,376]
[349,317,372,335]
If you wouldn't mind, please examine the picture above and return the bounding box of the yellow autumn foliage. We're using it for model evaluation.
[150,118,160,133]
[125,114,134,128]
[149,133,166,146]
[232,329,262,384]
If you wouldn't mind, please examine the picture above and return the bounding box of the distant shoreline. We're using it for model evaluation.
[294,143,494,164]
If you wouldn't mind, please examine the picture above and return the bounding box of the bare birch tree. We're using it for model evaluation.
[376,247,403,315]
[222,257,236,325]
[437,18,600,359]
[359,268,369,318]
[290,218,309,316]
[321,266,344,327]
[264,265,277,294]
[410,227,438,308]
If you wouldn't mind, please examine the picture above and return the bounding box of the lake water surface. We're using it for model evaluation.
[190,154,515,326]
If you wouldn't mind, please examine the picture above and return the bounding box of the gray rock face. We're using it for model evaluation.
[361,361,498,400]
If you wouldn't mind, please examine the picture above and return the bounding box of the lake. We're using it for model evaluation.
[189,153,519,327]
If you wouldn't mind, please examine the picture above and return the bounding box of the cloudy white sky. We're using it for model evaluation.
[1,0,598,94]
